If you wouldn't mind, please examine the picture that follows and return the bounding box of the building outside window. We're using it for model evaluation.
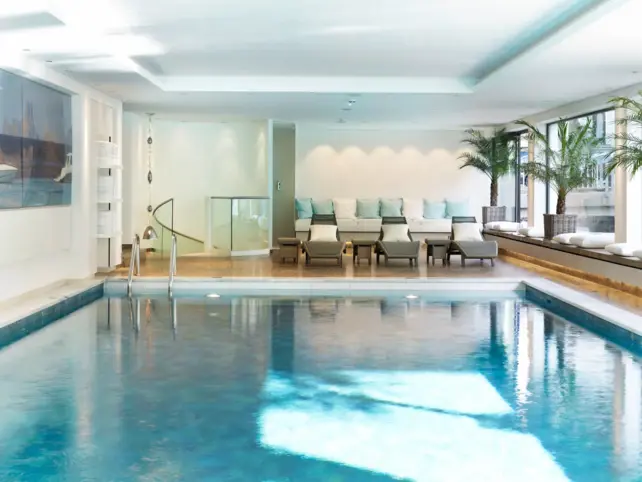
[546,110,615,233]
[501,131,529,222]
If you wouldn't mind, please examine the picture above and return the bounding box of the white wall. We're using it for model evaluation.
[0,55,121,302]
[123,118,269,241]
[295,126,489,219]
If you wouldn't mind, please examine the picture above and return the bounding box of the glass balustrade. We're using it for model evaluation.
[206,196,270,256]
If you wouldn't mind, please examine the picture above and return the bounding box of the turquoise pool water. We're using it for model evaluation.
[0,293,640,481]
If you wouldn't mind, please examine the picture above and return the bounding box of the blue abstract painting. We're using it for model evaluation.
[0,69,72,209]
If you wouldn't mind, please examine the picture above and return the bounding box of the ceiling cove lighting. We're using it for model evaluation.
[405,294,418,300]
[207,293,221,299]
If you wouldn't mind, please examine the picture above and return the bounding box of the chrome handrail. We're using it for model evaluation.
[127,234,141,296]
[168,234,177,297]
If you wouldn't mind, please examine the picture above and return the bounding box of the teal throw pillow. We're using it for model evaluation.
[380,198,402,217]
[295,198,313,219]
[424,200,446,219]
[357,199,380,218]
[446,200,469,217]
[312,199,334,215]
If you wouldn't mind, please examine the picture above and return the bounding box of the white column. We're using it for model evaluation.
[614,107,642,243]
[70,93,96,278]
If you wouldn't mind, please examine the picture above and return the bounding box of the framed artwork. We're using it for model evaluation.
[0,69,72,209]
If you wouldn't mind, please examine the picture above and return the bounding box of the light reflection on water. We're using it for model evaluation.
[0,294,640,481]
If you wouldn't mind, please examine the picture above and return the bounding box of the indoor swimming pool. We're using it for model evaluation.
[0,290,641,481]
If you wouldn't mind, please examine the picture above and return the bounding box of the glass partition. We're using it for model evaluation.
[152,199,205,257]
[207,197,270,256]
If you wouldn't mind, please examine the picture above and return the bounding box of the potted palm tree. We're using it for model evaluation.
[605,93,642,175]
[516,119,600,239]
[458,128,514,224]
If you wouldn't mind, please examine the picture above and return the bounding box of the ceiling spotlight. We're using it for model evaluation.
[45,60,52,63]
[341,107,352,112]
[206,293,220,298]
[405,294,418,300]
[22,48,30,52]
[338,118,346,124]
[348,99,356,105]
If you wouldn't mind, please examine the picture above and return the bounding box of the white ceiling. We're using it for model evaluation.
[2,0,642,127]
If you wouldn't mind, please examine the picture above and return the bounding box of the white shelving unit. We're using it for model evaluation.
[96,139,122,271]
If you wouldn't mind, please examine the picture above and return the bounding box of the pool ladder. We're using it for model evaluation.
[168,234,177,297]
[127,235,141,296]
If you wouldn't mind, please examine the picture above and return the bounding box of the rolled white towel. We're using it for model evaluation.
[605,243,642,257]
[485,221,520,232]
[569,233,615,248]
[552,232,583,244]
[518,226,545,237]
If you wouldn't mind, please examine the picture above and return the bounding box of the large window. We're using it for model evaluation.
[546,110,615,233]
[502,131,529,222]
[0,69,72,209]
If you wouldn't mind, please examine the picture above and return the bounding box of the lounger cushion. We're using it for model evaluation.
[402,198,423,220]
[605,243,642,257]
[634,249,642,260]
[424,200,446,219]
[381,224,411,242]
[486,221,520,232]
[311,199,334,215]
[453,223,484,242]
[408,218,452,233]
[336,218,359,232]
[295,198,313,219]
[309,225,338,242]
[333,198,357,219]
[552,232,582,244]
[380,198,403,217]
[446,199,469,217]
[357,199,380,218]
[569,233,615,248]
[518,226,545,237]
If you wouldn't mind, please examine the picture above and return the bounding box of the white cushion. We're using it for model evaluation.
[332,198,356,219]
[518,226,545,237]
[336,218,358,232]
[402,198,423,220]
[357,218,383,232]
[295,218,311,232]
[309,225,338,242]
[570,233,615,248]
[381,224,411,242]
[605,243,642,257]
[453,223,484,242]
[408,218,452,233]
[486,221,520,232]
[633,249,642,260]
[552,232,582,244]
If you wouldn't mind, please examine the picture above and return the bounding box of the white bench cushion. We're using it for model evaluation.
[402,198,423,220]
[605,243,642,257]
[408,218,452,233]
[486,221,520,232]
[634,249,642,260]
[295,218,311,232]
[569,233,615,248]
[333,198,357,219]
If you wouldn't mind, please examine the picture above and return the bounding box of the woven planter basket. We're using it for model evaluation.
[543,214,577,239]
[482,206,507,225]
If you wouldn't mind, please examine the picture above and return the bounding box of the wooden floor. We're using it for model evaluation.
[112,250,642,314]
